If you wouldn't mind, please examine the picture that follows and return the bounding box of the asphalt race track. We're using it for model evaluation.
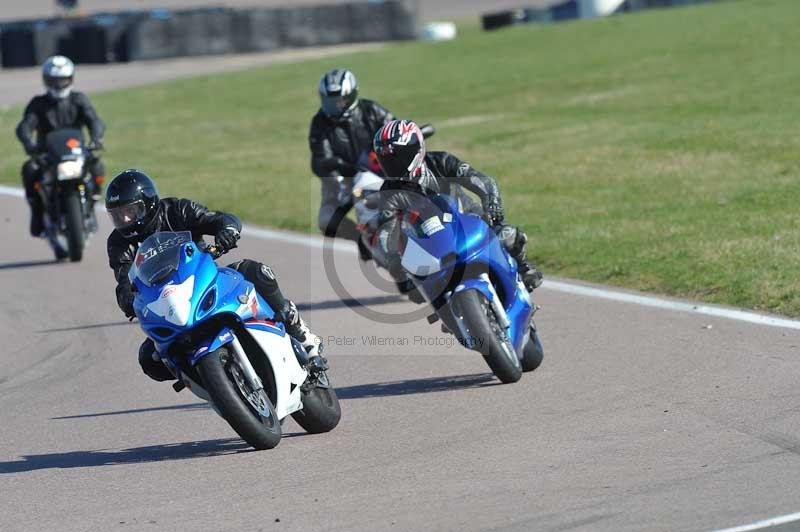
[2,190,800,532]
[3,1,800,530]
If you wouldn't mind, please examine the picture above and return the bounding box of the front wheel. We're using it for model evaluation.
[450,289,522,384]
[291,373,341,433]
[63,191,84,262]
[196,347,282,450]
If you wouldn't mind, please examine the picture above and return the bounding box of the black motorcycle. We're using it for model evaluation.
[36,128,100,262]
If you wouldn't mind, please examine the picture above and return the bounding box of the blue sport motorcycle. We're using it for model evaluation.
[128,231,341,450]
[398,195,544,383]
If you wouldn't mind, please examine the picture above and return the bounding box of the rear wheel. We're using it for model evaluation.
[196,347,282,450]
[291,372,341,434]
[521,324,544,372]
[450,289,522,384]
[63,191,84,262]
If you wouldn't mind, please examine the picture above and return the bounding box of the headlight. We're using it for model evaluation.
[57,160,84,180]
[196,287,217,319]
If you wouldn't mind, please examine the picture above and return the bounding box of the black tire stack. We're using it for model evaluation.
[1,1,420,69]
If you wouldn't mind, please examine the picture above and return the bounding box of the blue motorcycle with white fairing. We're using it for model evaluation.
[399,195,544,384]
[128,231,341,450]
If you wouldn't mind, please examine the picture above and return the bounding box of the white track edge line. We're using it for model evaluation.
[713,511,800,532]
[2,184,798,330]
[0,185,24,198]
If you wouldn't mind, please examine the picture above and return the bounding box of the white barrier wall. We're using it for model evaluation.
[579,0,627,18]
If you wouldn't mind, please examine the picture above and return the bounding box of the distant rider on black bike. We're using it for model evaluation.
[16,55,106,237]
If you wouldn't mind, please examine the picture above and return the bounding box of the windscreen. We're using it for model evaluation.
[129,231,192,287]
[45,129,85,160]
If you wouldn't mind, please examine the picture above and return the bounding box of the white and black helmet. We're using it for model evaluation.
[319,68,359,120]
[42,55,75,99]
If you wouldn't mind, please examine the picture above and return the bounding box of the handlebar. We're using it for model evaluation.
[201,243,228,259]
[419,123,435,139]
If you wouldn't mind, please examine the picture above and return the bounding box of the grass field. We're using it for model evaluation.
[2,0,799,316]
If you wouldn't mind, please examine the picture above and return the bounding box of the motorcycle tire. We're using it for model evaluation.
[63,191,84,262]
[521,323,544,372]
[291,378,341,434]
[450,289,522,384]
[197,347,282,450]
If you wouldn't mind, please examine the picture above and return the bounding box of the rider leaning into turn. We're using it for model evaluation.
[16,55,106,237]
[372,119,544,293]
[308,68,394,255]
[104,169,326,383]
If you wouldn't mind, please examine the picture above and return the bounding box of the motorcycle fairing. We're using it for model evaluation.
[242,327,307,419]
[132,238,276,354]
[401,194,534,353]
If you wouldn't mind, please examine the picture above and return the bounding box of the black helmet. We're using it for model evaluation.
[319,68,359,120]
[105,169,160,239]
[373,120,426,181]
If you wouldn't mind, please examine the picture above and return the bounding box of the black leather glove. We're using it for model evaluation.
[32,153,48,169]
[484,197,504,225]
[338,159,358,178]
[91,138,104,151]
[116,284,135,319]
[215,226,240,252]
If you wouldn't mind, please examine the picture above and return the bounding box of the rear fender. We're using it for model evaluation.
[188,326,235,366]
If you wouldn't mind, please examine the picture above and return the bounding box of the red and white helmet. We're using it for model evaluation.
[372,119,426,181]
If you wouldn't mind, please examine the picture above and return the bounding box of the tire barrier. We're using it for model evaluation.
[621,0,715,9]
[124,9,186,62]
[178,8,236,57]
[231,9,282,53]
[0,25,36,68]
[0,19,75,68]
[64,14,138,64]
[481,10,528,31]
[481,0,715,30]
[277,6,321,48]
[1,1,419,68]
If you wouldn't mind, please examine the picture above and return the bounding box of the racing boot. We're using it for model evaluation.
[495,224,543,292]
[396,278,425,304]
[90,173,104,202]
[518,261,544,292]
[276,301,328,373]
[357,237,373,263]
[27,196,45,237]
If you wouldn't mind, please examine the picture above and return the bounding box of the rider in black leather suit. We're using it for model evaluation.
[372,120,543,293]
[309,68,394,250]
[16,55,106,236]
[105,169,325,382]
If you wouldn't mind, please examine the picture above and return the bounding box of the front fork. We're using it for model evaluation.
[229,334,265,394]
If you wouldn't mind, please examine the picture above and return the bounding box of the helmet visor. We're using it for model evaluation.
[376,144,423,180]
[44,75,72,90]
[321,92,356,118]
[108,200,146,230]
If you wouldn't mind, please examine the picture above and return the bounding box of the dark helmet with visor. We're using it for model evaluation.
[105,169,160,239]
[373,120,426,181]
[319,69,359,120]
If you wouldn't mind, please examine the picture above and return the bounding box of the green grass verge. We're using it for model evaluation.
[2,0,799,315]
